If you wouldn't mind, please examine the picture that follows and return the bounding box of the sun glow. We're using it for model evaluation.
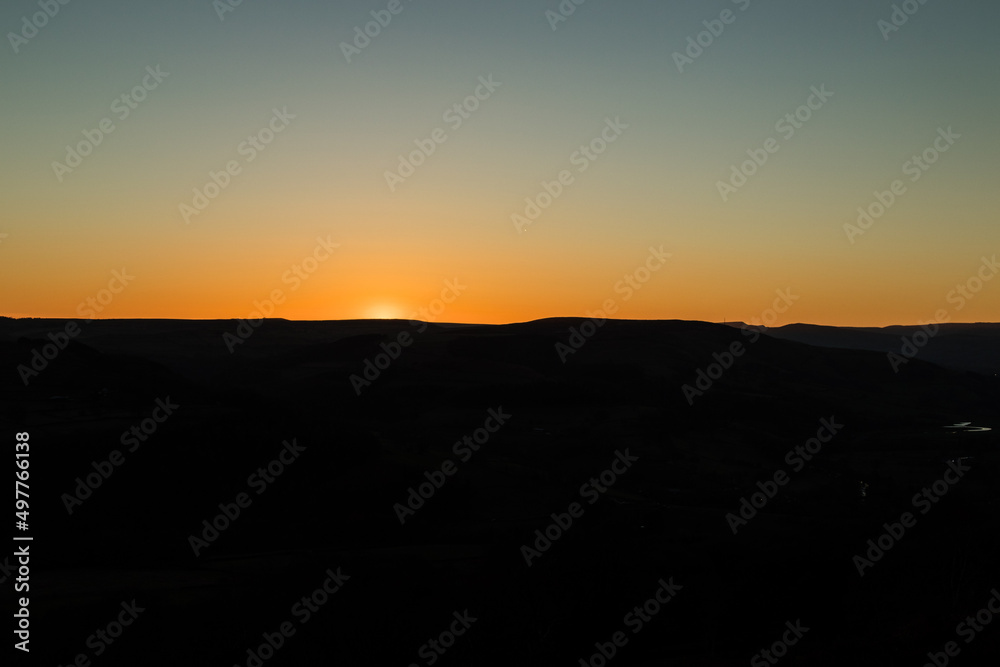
[363,303,404,320]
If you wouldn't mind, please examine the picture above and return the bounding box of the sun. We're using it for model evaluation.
[363,303,404,320]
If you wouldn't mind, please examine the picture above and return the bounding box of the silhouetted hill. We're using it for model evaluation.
[2,318,998,666]
[764,322,1000,376]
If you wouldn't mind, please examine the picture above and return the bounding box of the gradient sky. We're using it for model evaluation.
[2,0,998,325]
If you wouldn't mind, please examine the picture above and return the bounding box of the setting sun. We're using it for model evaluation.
[362,303,404,320]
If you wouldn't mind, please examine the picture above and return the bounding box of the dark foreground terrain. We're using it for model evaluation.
[2,317,998,666]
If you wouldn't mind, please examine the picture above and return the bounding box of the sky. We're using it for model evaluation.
[1,0,998,326]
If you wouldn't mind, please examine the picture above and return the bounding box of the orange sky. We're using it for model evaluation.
[2,1,999,326]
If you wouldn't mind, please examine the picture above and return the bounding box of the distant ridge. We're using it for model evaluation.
[764,322,1000,375]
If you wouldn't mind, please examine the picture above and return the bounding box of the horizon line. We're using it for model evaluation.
[1,315,997,329]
